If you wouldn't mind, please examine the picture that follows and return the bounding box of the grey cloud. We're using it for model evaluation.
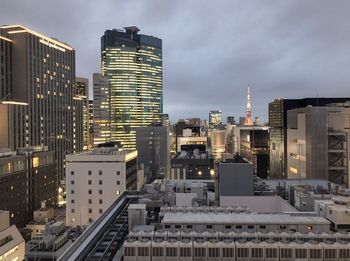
[1,0,349,122]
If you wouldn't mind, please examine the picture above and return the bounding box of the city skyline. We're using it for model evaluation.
[1,0,349,122]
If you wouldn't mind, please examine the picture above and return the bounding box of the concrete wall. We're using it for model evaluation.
[218,162,254,196]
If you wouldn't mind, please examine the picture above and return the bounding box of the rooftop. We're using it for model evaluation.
[162,212,329,225]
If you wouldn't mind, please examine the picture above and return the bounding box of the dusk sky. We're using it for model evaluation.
[1,0,349,122]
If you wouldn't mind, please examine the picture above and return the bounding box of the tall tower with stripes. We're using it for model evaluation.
[244,86,254,126]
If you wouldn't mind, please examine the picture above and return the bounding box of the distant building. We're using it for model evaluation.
[227,116,235,125]
[136,125,169,182]
[0,147,57,228]
[88,100,94,148]
[209,110,222,129]
[101,27,163,149]
[287,104,350,186]
[65,146,138,226]
[187,118,201,126]
[171,149,215,180]
[0,211,25,261]
[269,97,350,179]
[210,129,226,160]
[75,77,89,150]
[93,73,111,145]
[218,156,254,197]
[0,25,82,184]
[239,116,246,125]
[240,128,270,178]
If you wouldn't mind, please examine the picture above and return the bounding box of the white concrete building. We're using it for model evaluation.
[0,211,25,261]
[315,195,350,231]
[65,146,138,226]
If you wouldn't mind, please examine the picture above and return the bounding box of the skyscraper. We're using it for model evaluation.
[88,100,94,148]
[209,110,222,129]
[101,26,163,149]
[244,86,253,126]
[75,77,89,150]
[0,25,82,185]
[93,73,111,145]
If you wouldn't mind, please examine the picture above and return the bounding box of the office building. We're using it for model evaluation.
[88,99,94,148]
[171,149,215,180]
[210,129,226,160]
[101,27,163,149]
[75,77,89,150]
[287,104,350,186]
[269,97,350,179]
[65,145,138,226]
[93,73,111,145]
[209,110,222,129]
[227,116,235,125]
[136,125,169,182]
[0,35,12,101]
[0,147,57,228]
[239,116,245,125]
[0,211,25,261]
[0,25,82,185]
[240,128,270,178]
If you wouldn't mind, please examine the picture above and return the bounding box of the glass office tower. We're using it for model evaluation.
[101,26,163,149]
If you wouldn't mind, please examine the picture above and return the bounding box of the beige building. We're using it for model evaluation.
[287,104,350,186]
[65,146,139,226]
[0,211,25,261]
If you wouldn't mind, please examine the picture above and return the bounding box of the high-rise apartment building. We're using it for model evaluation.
[93,73,111,145]
[101,27,163,149]
[209,110,222,129]
[0,25,83,185]
[75,77,89,150]
[269,97,350,179]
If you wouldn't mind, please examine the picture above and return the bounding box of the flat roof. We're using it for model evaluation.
[162,212,330,225]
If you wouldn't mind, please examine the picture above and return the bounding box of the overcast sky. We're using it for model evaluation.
[1,0,349,122]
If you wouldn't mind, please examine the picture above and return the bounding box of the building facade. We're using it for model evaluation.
[75,77,89,150]
[0,147,57,227]
[0,25,83,185]
[101,27,163,149]
[136,125,169,183]
[65,146,138,226]
[0,211,25,261]
[209,110,222,129]
[93,73,111,145]
[269,97,350,179]
[287,104,350,186]
[88,100,94,148]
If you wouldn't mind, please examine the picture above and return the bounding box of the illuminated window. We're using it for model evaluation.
[33,157,39,167]
[289,167,298,174]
